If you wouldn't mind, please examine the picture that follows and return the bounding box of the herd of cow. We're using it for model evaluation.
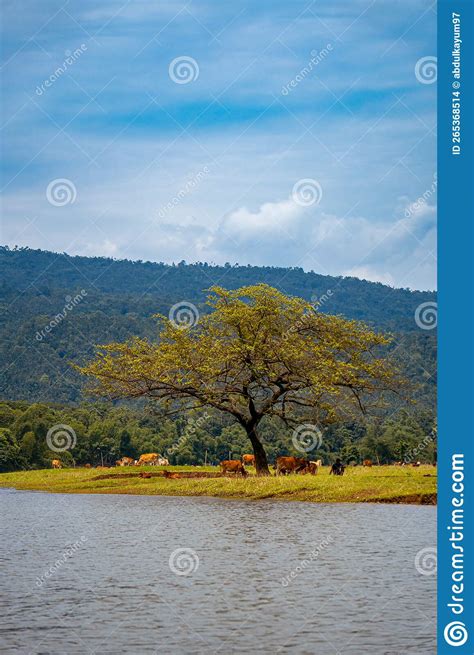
[51,453,424,472]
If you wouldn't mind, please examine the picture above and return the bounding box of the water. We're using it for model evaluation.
[0,490,436,654]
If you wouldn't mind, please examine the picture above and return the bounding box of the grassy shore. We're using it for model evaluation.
[0,465,437,504]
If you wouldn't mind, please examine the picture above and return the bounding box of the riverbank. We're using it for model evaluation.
[0,465,437,504]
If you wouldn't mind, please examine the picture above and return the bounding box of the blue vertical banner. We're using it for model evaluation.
[438,0,474,653]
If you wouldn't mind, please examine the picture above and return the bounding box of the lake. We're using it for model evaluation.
[0,490,436,654]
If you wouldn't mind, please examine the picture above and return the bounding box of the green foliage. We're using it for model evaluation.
[0,247,436,404]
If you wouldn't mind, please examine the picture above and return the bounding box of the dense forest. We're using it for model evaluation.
[0,400,436,472]
[1,246,436,403]
[0,246,436,471]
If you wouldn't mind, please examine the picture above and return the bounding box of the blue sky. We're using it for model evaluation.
[1,0,437,289]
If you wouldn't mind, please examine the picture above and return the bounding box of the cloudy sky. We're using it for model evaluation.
[1,0,437,290]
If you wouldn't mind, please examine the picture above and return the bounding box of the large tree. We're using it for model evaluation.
[80,284,403,474]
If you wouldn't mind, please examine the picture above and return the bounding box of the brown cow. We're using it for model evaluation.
[84,463,91,469]
[137,453,159,466]
[241,454,255,466]
[276,456,310,475]
[362,459,373,467]
[116,456,135,467]
[51,459,62,469]
[220,460,247,476]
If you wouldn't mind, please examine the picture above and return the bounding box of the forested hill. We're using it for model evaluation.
[0,246,437,404]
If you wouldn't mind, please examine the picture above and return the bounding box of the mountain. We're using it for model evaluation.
[0,246,436,404]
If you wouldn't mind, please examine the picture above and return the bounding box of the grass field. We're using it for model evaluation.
[0,465,437,504]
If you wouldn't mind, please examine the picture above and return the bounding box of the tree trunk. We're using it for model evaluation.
[246,425,270,475]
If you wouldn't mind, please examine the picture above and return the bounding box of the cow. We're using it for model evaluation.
[157,457,169,466]
[241,454,255,466]
[115,456,135,467]
[300,461,319,475]
[362,459,373,467]
[276,456,310,475]
[315,459,322,468]
[412,461,421,467]
[137,453,159,466]
[84,463,91,469]
[330,459,345,476]
[220,460,247,476]
[51,459,62,469]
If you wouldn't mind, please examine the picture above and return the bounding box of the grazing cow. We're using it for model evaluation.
[276,456,310,475]
[301,461,319,475]
[315,459,322,468]
[51,459,62,469]
[84,463,91,469]
[220,460,247,476]
[241,454,255,466]
[412,461,421,467]
[137,453,159,466]
[115,456,135,467]
[157,457,169,466]
[362,459,373,467]
[330,458,345,476]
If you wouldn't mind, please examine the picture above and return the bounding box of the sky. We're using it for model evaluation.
[1,0,437,290]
